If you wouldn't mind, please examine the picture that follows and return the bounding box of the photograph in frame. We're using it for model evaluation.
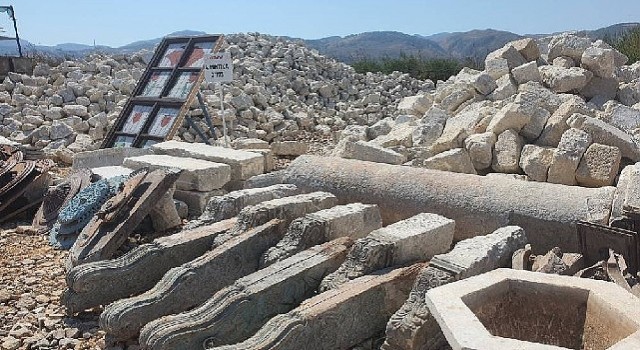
[121,105,153,134]
[167,71,200,99]
[114,136,135,148]
[158,43,187,67]
[148,107,180,137]
[184,41,217,68]
[141,71,171,97]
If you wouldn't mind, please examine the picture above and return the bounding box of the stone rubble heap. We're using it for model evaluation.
[0,33,431,163]
[334,34,640,187]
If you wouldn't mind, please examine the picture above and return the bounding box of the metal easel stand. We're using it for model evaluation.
[184,91,220,146]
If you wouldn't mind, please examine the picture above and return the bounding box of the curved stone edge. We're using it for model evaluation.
[63,219,236,313]
[100,219,287,340]
[139,237,352,350]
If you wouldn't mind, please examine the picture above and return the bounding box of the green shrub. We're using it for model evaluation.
[351,54,464,81]
[613,27,640,63]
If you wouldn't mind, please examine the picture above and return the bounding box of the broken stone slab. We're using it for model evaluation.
[319,213,454,291]
[261,203,382,267]
[623,165,640,216]
[124,154,231,192]
[417,148,476,174]
[68,168,182,267]
[547,128,592,185]
[370,123,417,148]
[539,65,593,93]
[232,138,270,150]
[426,268,640,350]
[567,113,640,162]
[381,226,527,350]
[243,148,274,172]
[537,97,593,147]
[100,219,288,340]
[63,219,236,314]
[90,165,132,180]
[491,129,524,173]
[581,45,617,78]
[151,140,264,180]
[511,38,540,62]
[547,34,592,62]
[397,94,433,116]
[283,156,614,251]
[519,144,554,182]
[511,61,541,85]
[173,189,227,217]
[149,191,182,232]
[609,164,636,224]
[430,101,489,153]
[335,140,407,165]
[455,67,497,95]
[211,264,421,350]
[185,184,301,230]
[72,147,151,169]
[464,132,496,171]
[139,238,352,350]
[484,44,527,79]
[270,141,308,156]
[602,101,640,135]
[575,143,622,187]
[230,191,338,236]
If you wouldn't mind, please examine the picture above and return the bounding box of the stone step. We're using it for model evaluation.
[123,154,231,192]
[211,264,421,350]
[319,213,455,291]
[63,219,236,314]
[139,237,352,350]
[381,226,527,350]
[261,203,382,267]
[100,219,288,340]
[184,184,301,230]
[151,140,264,181]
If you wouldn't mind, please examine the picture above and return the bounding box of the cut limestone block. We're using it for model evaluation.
[426,269,640,350]
[511,61,541,85]
[519,144,554,182]
[124,154,231,191]
[382,226,527,350]
[418,148,476,174]
[270,141,308,156]
[261,203,382,267]
[173,189,227,217]
[397,94,433,116]
[319,213,455,291]
[623,165,640,216]
[63,219,236,314]
[212,264,422,350]
[151,140,264,180]
[547,128,592,185]
[185,184,300,230]
[491,129,524,173]
[232,138,269,150]
[243,148,274,172]
[539,65,593,93]
[464,132,496,171]
[90,166,132,180]
[567,113,640,161]
[537,98,593,147]
[139,238,352,350]
[72,147,150,169]
[336,140,406,165]
[100,219,288,340]
[609,164,635,224]
[575,143,622,187]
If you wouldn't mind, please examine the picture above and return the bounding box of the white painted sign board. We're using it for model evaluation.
[204,52,233,83]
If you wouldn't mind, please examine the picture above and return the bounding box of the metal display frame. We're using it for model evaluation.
[101,34,223,149]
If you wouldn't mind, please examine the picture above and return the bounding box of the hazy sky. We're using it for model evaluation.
[5,0,640,47]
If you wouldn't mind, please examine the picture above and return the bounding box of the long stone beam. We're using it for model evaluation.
[63,219,237,314]
[283,156,615,253]
[139,237,353,350]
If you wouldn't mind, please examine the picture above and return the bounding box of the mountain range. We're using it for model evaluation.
[1,23,638,64]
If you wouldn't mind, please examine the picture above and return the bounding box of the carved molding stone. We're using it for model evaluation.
[63,219,236,314]
[139,237,352,350]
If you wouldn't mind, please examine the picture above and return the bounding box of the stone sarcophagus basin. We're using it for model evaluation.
[426,269,640,350]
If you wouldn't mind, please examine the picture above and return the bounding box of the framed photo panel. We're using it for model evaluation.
[114,136,135,148]
[158,43,187,68]
[148,107,180,137]
[140,71,171,97]
[167,71,200,99]
[184,41,217,68]
[121,105,153,134]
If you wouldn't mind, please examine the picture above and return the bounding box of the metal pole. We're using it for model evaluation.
[9,6,22,57]
[219,83,229,147]
[196,91,218,140]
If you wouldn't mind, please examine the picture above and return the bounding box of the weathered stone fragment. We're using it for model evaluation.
[335,140,407,165]
[173,188,227,217]
[418,148,476,174]
[575,143,621,187]
[537,97,592,147]
[382,226,527,350]
[491,129,524,173]
[539,65,593,93]
[431,101,488,153]
[63,219,236,313]
[511,61,541,84]
[464,132,496,170]
[397,94,433,116]
[185,184,300,230]
[212,264,421,350]
[319,213,454,291]
[72,147,151,169]
[581,45,616,78]
[149,191,181,232]
[271,141,308,156]
[519,144,554,182]
[484,45,527,79]
[547,128,592,185]
[261,203,381,267]
[567,113,640,161]
[547,34,592,62]
[151,140,264,180]
[139,238,352,350]
[512,38,540,62]
[370,123,416,148]
[486,102,531,136]
[124,154,230,191]
[455,67,497,95]
[602,101,640,135]
[100,219,288,340]
[488,75,517,101]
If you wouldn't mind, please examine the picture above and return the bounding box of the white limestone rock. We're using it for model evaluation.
[539,65,593,93]
[419,148,477,174]
[464,132,496,171]
[491,129,524,173]
[576,143,621,187]
[547,128,592,185]
[519,144,554,182]
[511,61,541,85]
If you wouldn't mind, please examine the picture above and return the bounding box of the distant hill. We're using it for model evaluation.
[424,29,523,62]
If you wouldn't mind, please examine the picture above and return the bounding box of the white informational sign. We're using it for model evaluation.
[204,52,233,83]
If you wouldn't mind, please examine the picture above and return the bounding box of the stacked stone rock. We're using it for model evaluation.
[0,33,431,163]
[335,34,640,188]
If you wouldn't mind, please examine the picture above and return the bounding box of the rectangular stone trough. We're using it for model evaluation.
[426,268,640,350]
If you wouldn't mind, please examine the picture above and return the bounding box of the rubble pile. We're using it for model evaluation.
[335,34,640,187]
[0,33,431,163]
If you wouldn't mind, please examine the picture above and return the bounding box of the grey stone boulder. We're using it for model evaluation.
[418,148,477,175]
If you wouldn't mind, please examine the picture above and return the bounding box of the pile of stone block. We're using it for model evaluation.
[333,34,640,188]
